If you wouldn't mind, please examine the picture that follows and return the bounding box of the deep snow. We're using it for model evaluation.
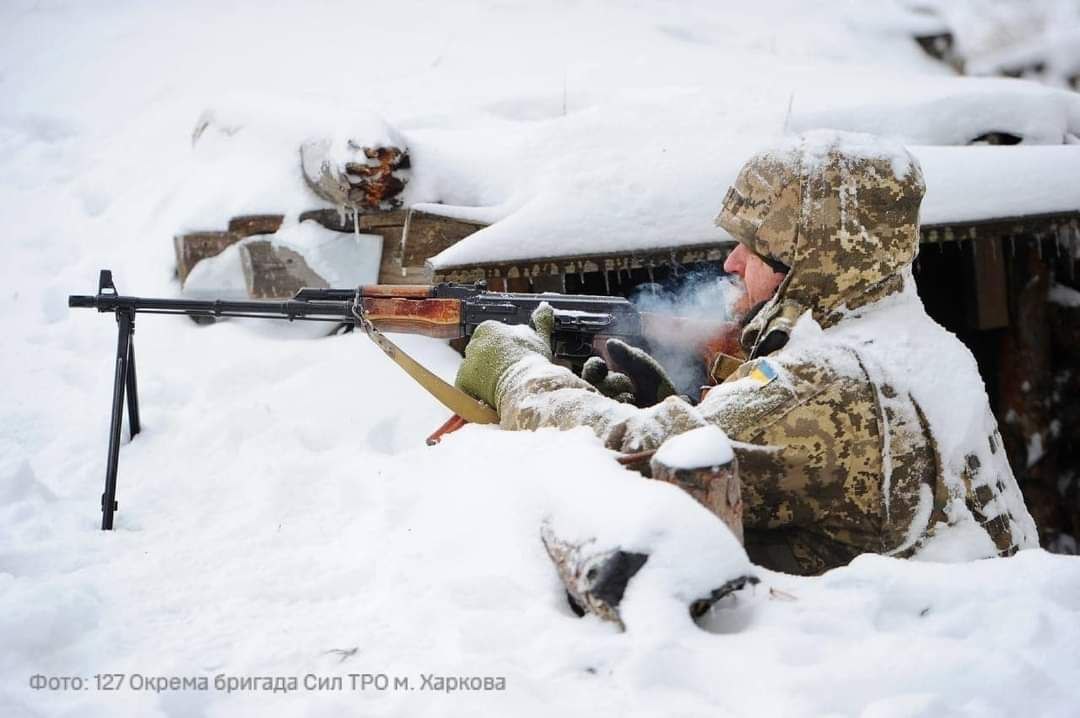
[3,1,1080,716]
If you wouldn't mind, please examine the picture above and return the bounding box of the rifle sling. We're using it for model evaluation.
[361,322,499,425]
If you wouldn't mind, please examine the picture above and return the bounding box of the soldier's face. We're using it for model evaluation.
[723,243,786,317]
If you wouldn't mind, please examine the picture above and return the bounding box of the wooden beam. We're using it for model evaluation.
[239,240,328,299]
[174,231,242,284]
[968,237,1009,330]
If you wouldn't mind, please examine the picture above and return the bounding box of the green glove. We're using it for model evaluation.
[601,338,679,407]
[455,303,555,408]
[581,356,637,404]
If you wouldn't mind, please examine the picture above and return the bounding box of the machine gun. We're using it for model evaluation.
[70,269,692,529]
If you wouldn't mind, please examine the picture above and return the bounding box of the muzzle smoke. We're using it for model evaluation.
[630,272,747,397]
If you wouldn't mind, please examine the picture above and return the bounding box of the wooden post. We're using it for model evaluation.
[650,430,743,544]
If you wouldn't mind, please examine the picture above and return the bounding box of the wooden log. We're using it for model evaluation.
[228,214,284,237]
[540,519,757,628]
[650,428,743,544]
[174,231,243,284]
[300,142,409,211]
[540,522,648,630]
[239,240,328,299]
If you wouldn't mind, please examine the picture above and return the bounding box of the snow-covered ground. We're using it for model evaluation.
[3,1,1080,716]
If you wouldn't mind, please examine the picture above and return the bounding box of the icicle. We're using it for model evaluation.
[560,273,566,293]
[1065,225,1076,274]
[1009,234,1016,258]
[353,207,360,242]
[647,265,655,284]
[603,270,610,294]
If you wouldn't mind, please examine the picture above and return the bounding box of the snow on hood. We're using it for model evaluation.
[716,130,924,353]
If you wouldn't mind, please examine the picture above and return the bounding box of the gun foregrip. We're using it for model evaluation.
[69,295,97,308]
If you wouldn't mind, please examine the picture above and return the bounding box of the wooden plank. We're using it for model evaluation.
[401,209,486,268]
[298,208,409,233]
[968,237,1009,330]
[239,240,328,299]
[228,214,284,237]
[174,231,242,284]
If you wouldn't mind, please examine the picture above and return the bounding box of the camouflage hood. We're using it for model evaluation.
[716,131,926,357]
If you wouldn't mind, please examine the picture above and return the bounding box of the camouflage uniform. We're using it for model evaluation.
[492,132,1038,575]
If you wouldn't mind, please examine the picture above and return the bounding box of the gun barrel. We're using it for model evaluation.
[67,291,355,321]
[68,295,96,308]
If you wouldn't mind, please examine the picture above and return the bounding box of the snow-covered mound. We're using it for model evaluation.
[3,0,1080,715]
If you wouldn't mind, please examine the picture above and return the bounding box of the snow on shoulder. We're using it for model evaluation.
[653,425,734,470]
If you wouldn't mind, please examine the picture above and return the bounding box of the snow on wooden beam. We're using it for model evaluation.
[430,212,1080,283]
[240,240,328,299]
[174,231,243,283]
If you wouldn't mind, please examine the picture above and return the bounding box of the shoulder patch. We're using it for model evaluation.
[748,360,779,387]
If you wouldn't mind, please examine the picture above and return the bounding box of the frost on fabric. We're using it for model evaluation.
[824,270,1039,558]
[497,355,707,454]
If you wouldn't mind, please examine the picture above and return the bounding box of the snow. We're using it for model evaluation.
[1049,282,1080,307]
[428,86,1080,269]
[793,270,1039,557]
[183,222,384,299]
[927,0,1080,86]
[3,0,1080,715]
[653,426,734,470]
[916,145,1080,225]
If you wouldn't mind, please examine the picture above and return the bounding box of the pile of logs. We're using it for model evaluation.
[173,144,486,298]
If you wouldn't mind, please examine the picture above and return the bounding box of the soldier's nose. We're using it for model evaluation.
[724,244,747,276]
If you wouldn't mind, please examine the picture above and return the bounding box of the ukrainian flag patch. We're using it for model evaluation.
[748,360,779,387]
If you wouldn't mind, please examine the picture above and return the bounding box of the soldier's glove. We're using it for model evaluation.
[581,356,637,404]
[588,338,679,408]
[455,303,555,409]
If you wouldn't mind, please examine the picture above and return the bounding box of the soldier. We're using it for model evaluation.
[455,131,1038,575]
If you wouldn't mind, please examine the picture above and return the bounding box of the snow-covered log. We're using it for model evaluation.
[240,239,329,298]
[651,426,743,544]
[300,139,409,212]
